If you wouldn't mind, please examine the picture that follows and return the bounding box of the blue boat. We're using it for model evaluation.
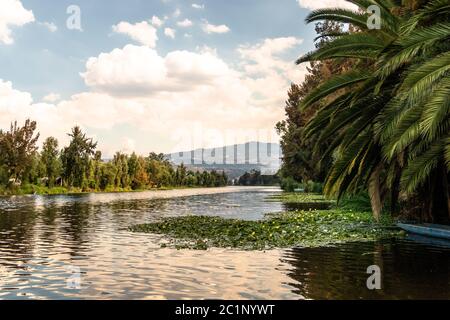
[397,223,450,240]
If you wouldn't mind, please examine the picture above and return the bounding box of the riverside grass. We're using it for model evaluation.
[265,193,336,204]
[129,193,403,250]
[0,184,210,196]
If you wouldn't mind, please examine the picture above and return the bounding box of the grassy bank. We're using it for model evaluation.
[130,193,403,250]
[0,184,213,196]
[266,193,336,204]
[0,185,71,196]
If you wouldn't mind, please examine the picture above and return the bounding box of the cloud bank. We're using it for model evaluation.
[0,0,35,44]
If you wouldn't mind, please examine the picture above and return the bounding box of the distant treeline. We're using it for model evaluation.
[237,170,279,186]
[0,120,228,194]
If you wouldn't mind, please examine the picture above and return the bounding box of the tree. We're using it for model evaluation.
[61,126,97,188]
[99,162,116,190]
[40,137,61,187]
[133,156,150,189]
[296,0,450,221]
[0,119,40,184]
[276,21,353,184]
[0,120,229,193]
[177,163,187,186]
[113,152,129,189]
[89,150,103,190]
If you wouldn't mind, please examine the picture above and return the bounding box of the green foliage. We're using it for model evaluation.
[40,137,61,187]
[129,189,402,251]
[338,193,373,212]
[129,209,399,250]
[237,170,279,186]
[266,193,333,204]
[279,177,303,192]
[287,0,450,222]
[0,123,228,195]
[60,126,97,188]
[304,181,324,193]
[279,178,323,193]
[0,119,40,183]
[276,22,354,187]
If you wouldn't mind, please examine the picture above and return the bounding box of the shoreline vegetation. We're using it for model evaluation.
[274,1,450,224]
[130,193,404,250]
[0,184,227,197]
[0,121,228,196]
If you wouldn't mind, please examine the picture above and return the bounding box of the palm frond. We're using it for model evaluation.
[296,33,385,64]
[300,71,371,109]
[420,77,450,141]
[377,23,450,79]
[401,139,444,194]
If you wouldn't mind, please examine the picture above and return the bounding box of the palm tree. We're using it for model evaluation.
[296,0,450,221]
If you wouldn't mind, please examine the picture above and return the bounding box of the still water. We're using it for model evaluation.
[0,187,449,300]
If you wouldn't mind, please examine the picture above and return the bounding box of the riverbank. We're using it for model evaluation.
[130,193,403,250]
[0,184,227,196]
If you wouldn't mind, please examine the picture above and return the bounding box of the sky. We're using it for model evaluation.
[0,0,352,157]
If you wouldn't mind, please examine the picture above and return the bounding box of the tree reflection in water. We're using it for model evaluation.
[282,239,450,299]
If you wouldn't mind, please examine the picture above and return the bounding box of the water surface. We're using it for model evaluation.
[0,187,449,299]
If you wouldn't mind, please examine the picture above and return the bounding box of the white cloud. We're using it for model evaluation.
[151,16,164,28]
[238,37,304,76]
[39,21,57,32]
[237,37,307,108]
[164,27,176,39]
[112,21,158,47]
[0,79,33,108]
[81,45,232,96]
[57,92,146,130]
[297,0,357,10]
[42,93,61,102]
[0,79,146,151]
[0,0,35,44]
[177,19,193,28]
[0,79,69,145]
[192,4,205,9]
[0,36,307,155]
[82,45,167,95]
[201,20,230,34]
[79,40,306,147]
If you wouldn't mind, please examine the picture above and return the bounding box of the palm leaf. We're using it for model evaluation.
[297,33,385,64]
[300,71,371,109]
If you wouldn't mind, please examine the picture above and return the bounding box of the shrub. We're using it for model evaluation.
[280,177,302,192]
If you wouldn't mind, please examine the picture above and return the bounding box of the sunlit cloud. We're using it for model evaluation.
[177,19,193,28]
[0,0,35,44]
[112,21,158,47]
[201,20,230,34]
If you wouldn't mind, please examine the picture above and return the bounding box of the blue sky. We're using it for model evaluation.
[0,0,346,155]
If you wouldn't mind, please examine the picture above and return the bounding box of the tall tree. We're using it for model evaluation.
[0,119,40,183]
[276,21,353,184]
[40,137,61,187]
[61,126,97,188]
[295,0,450,221]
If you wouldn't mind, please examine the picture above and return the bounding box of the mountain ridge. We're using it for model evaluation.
[166,141,281,180]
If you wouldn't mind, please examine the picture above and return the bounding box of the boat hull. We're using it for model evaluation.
[398,223,450,240]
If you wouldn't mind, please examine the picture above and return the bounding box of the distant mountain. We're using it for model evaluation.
[167,142,281,180]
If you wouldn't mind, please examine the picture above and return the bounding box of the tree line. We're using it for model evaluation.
[237,170,280,186]
[277,0,450,223]
[0,120,228,194]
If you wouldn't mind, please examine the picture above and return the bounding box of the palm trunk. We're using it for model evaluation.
[390,164,401,216]
[369,165,383,222]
